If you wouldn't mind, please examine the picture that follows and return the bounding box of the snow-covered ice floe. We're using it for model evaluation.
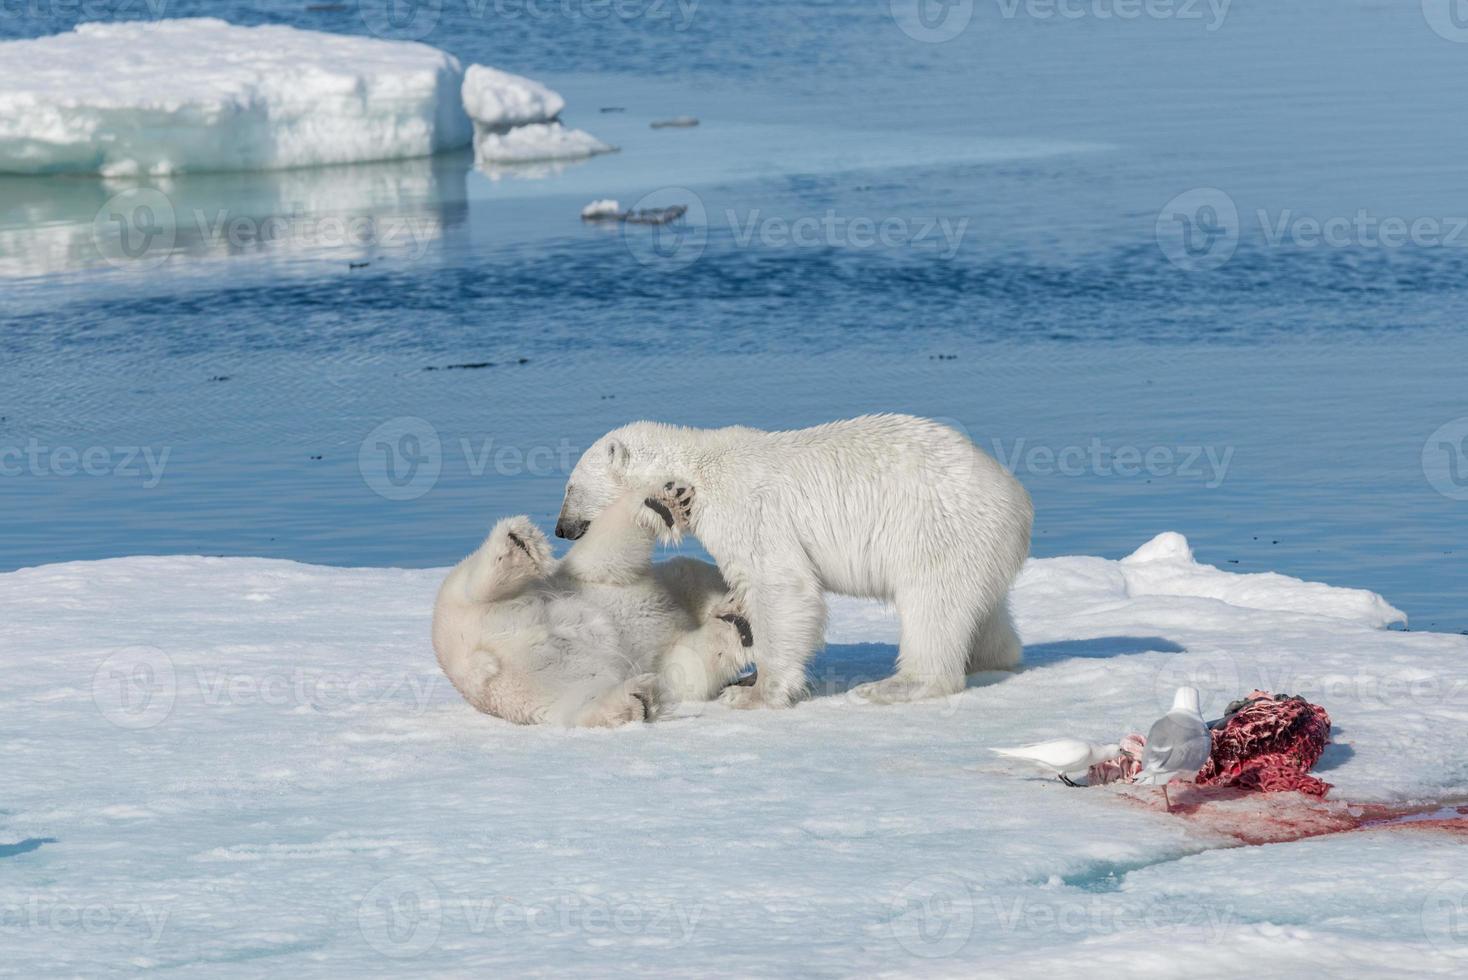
[0,19,473,176]
[3,533,1465,974]
[461,64,615,165]
[0,20,614,177]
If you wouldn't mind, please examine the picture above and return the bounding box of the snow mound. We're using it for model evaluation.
[0,19,473,176]
[1118,531,1406,628]
[1011,532,1404,631]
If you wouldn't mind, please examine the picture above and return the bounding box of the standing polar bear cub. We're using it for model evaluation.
[556,414,1033,708]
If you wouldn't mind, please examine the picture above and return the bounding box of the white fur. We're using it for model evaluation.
[556,415,1033,708]
[432,487,746,727]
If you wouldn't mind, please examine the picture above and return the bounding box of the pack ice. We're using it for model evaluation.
[0,19,612,176]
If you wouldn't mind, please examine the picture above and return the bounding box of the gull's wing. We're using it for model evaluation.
[992,738,1092,770]
[1140,714,1212,775]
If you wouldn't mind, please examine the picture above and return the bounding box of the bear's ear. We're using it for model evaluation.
[605,438,630,472]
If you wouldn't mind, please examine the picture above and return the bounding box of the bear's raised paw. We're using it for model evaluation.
[642,480,695,535]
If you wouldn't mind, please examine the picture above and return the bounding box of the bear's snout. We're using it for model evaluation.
[555,518,589,540]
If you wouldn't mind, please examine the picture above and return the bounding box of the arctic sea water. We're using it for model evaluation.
[1,0,1465,633]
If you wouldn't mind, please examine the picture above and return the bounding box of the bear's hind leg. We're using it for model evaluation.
[563,674,660,727]
[853,591,971,704]
[459,516,552,604]
[966,600,1022,673]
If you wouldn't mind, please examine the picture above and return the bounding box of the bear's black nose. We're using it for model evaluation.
[555,518,588,540]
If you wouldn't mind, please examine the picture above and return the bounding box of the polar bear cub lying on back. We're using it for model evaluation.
[433,482,750,727]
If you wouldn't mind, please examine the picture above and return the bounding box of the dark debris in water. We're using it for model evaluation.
[624,206,687,226]
[425,358,530,372]
[583,205,688,226]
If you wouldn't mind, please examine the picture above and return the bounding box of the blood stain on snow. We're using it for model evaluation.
[1121,787,1468,846]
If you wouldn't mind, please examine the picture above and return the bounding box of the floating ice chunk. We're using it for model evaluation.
[472,122,616,165]
[460,64,566,129]
[581,199,622,220]
[0,19,473,176]
[460,64,614,166]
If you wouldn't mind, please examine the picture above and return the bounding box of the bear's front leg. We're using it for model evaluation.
[716,574,824,709]
[559,481,692,586]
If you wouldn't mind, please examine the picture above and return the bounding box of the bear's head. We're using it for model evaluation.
[556,422,672,540]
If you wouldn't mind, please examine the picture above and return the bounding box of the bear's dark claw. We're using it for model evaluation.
[717,613,754,648]
[629,691,653,721]
[644,497,676,527]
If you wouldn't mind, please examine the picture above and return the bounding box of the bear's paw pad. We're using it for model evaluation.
[643,480,695,531]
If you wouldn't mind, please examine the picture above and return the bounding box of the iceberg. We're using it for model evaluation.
[0,19,472,176]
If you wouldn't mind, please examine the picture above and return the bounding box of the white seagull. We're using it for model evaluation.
[991,738,1123,787]
[1134,686,1213,810]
